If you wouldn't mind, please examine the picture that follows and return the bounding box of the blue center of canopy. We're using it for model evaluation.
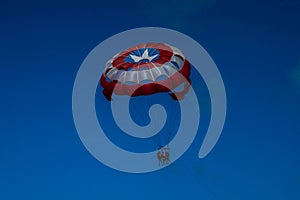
[125,48,160,63]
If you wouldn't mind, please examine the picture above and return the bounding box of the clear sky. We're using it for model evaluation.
[1,0,300,199]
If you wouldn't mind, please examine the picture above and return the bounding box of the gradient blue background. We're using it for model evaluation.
[1,0,300,199]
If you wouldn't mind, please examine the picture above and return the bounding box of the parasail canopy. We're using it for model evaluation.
[100,42,191,101]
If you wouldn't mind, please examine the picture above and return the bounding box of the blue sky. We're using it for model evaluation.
[1,0,300,199]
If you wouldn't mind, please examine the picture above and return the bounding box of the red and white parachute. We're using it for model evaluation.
[100,42,191,101]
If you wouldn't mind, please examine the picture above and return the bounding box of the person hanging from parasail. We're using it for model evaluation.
[157,150,163,166]
[163,147,171,165]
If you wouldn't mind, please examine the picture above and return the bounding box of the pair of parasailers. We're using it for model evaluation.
[157,147,171,166]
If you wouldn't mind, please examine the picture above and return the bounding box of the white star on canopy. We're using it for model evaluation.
[130,49,158,63]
